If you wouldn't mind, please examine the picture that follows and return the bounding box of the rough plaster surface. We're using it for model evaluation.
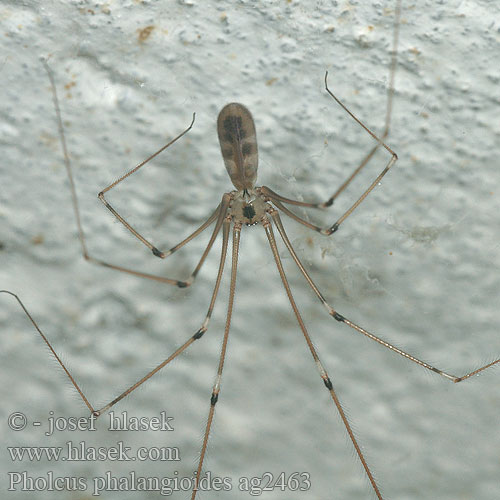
[1,1,500,499]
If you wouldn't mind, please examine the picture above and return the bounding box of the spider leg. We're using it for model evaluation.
[94,193,231,288]
[191,222,241,500]
[269,208,500,383]
[259,1,402,229]
[0,290,95,414]
[263,137,396,237]
[86,201,221,287]
[259,186,325,209]
[95,215,232,416]
[262,216,383,500]
[0,216,231,417]
[45,59,218,287]
[319,0,401,208]
[259,139,383,212]
[97,119,196,257]
[319,0,400,207]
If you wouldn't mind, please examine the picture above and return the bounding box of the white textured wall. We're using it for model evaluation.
[1,1,499,499]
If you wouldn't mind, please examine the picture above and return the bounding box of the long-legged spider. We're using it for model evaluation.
[2,1,500,498]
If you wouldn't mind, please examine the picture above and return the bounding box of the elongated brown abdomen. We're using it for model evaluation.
[217,103,258,191]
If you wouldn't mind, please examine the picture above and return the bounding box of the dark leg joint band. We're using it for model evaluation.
[323,378,333,390]
[193,329,205,340]
[333,312,345,322]
[152,247,163,258]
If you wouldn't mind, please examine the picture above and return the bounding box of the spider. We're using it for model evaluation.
[2,1,499,498]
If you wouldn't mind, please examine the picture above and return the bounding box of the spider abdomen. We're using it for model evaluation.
[217,103,258,192]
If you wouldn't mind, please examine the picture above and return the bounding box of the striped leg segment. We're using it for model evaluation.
[45,59,220,287]
[191,222,242,500]
[258,2,403,234]
[0,215,231,417]
[97,113,196,256]
[96,216,232,416]
[263,217,383,500]
[269,208,500,383]
[0,290,95,415]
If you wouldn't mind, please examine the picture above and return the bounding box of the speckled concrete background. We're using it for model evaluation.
[1,1,499,499]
